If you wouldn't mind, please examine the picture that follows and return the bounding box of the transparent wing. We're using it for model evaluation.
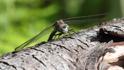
[63,13,105,23]
[15,24,54,52]
[63,13,106,30]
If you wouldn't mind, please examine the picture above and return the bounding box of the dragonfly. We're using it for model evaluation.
[15,13,106,52]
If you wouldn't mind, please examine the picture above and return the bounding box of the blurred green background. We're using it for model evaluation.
[0,0,123,56]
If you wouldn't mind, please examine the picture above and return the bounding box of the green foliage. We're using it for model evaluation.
[0,0,123,56]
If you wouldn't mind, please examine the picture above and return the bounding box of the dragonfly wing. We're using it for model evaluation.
[64,13,105,24]
[63,14,106,30]
[15,24,54,51]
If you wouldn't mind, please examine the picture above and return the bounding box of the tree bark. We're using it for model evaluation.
[0,18,124,70]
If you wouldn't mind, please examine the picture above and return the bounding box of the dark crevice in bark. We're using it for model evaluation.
[20,67,25,70]
[77,45,86,50]
[69,59,78,68]
[32,55,46,67]
[111,25,124,32]
[50,43,72,52]
[31,47,45,53]
[0,61,17,70]
[77,39,90,47]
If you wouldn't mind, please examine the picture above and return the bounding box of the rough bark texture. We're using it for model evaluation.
[0,18,124,70]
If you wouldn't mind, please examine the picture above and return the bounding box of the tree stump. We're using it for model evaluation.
[0,18,124,70]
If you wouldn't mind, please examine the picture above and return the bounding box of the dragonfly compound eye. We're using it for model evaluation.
[55,20,69,33]
[62,24,69,33]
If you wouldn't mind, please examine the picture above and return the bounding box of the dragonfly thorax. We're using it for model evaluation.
[54,20,69,33]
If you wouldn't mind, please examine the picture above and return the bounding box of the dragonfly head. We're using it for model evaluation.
[55,20,69,33]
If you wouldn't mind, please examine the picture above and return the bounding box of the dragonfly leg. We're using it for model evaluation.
[48,30,57,41]
[61,28,75,38]
[57,32,63,39]
[53,32,63,40]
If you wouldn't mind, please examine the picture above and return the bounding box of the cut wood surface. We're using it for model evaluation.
[0,18,124,70]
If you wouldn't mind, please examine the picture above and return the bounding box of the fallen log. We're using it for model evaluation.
[0,18,124,70]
